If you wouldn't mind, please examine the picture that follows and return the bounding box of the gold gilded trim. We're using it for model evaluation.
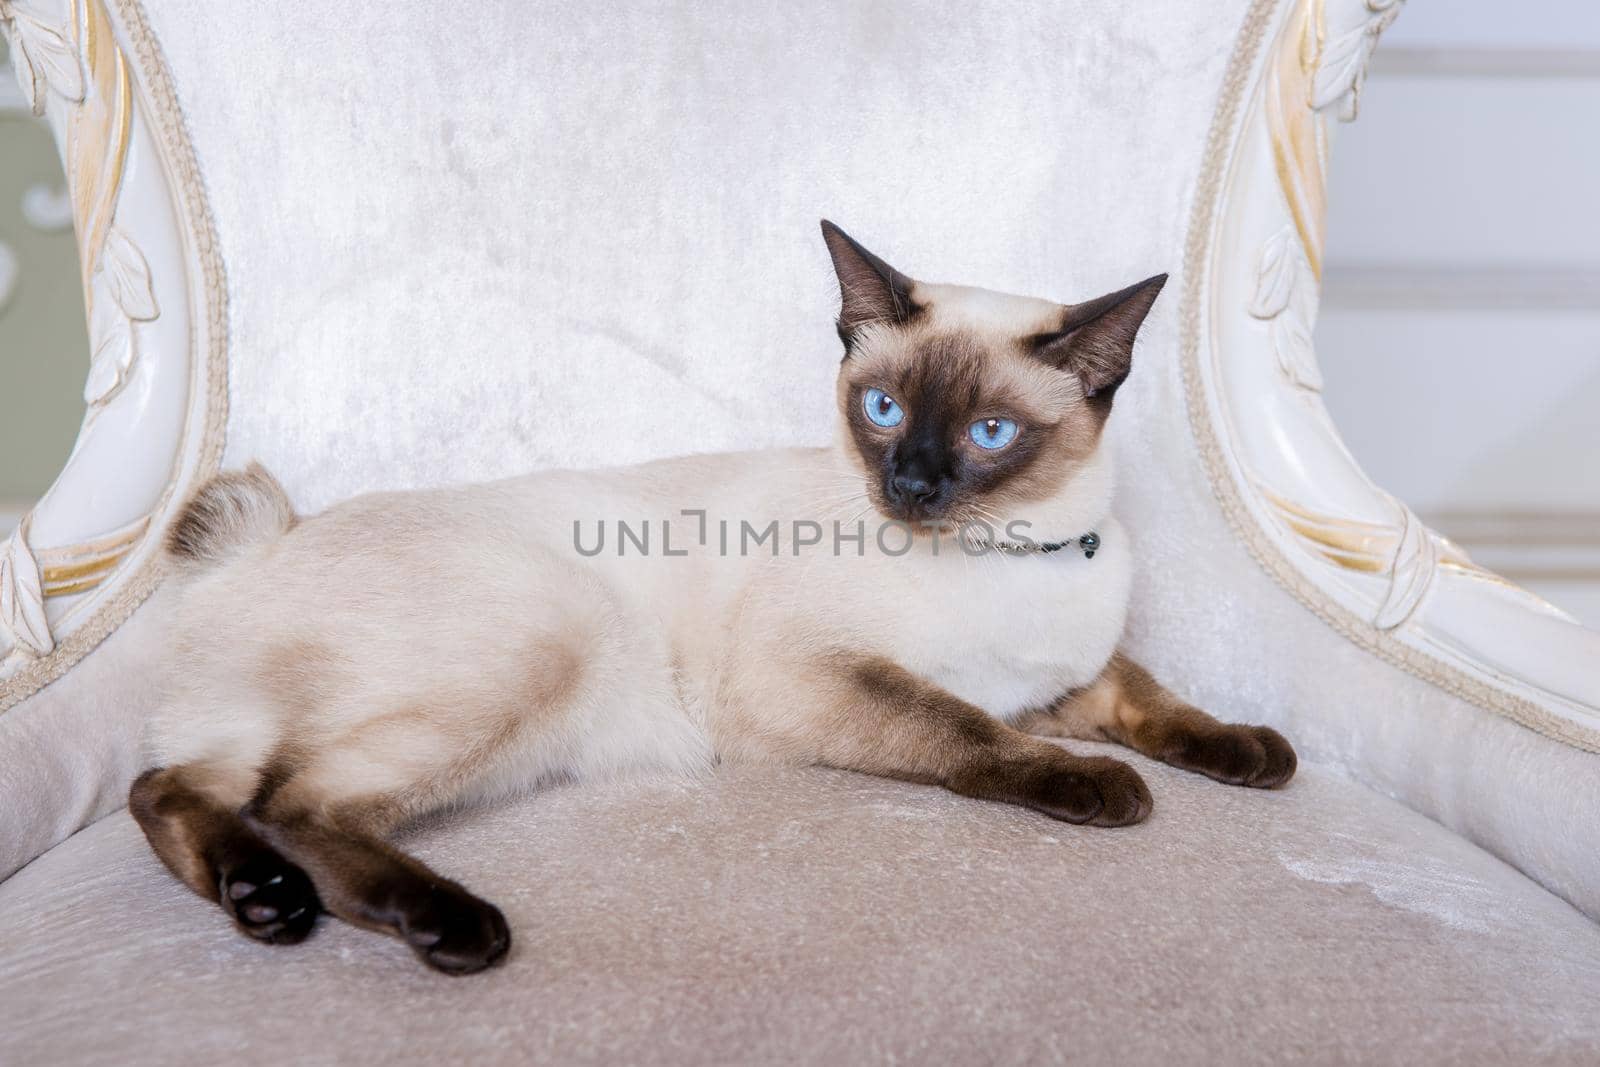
[43,553,121,583]
[37,512,148,598]
[1317,549,1386,574]
[1282,518,1387,558]
[35,513,148,563]
[1266,0,1328,277]
[1260,484,1386,528]
[1259,481,1494,580]
[68,0,132,297]
[44,576,112,597]
[1438,559,1516,587]
[1257,483,1395,567]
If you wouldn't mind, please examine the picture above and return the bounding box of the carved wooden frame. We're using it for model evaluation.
[0,0,225,710]
[1185,0,1600,750]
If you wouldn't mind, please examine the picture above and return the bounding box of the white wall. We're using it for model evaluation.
[1317,0,1600,625]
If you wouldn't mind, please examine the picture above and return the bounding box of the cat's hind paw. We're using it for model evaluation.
[399,885,511,976]
[220,852,321,945]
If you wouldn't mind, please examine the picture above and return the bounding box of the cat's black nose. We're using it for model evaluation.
[888,473,939,508]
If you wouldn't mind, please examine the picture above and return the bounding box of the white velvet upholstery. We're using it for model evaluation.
[4,754,1599,1065]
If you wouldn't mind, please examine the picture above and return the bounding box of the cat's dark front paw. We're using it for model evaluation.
[221,852,321,945]
[1172,724,1297,789]
[399,885,511,975]
[1026,756,1152,827]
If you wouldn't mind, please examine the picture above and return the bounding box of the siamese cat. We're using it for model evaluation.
[131,222,1295,975]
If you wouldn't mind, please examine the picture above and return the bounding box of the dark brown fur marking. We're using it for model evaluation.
[248,742,309,814]
[819,654,1151,827]
[243,795,510,975]
[129,767,321,944]
[1020,652,1297,789]
[166,491,226,560]
[132,752,510,971]
[165,463,295,565]
[848,336,1047,506]
[820,220,924,342]
[839,333,1100,527]
[1028,273,1168,407]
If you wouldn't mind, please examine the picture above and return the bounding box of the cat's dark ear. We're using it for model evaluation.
[1029,274,1168,404]
[820,220,920,345]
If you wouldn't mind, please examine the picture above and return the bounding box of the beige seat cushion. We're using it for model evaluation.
[2,747,1598,1065]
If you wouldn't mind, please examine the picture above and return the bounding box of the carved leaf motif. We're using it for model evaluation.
[1271,301,1323,392]
[1249,227,1296,320]
[1374,502,1437,631]
[83,228,158,406]
[1312,5,1401,121]
[5,3,85,116]
[1311,24,1371,116]
[84,274,133,405]
[5,24,43,114]
[102,227,159,321]
[1250,227,1323,391]
[0,522,53,657]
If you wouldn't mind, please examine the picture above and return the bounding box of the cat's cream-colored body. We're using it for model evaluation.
[132,226,1291,973]
[148,444,1129,807]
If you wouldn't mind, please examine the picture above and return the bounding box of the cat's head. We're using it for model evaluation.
[822,220,1165,536]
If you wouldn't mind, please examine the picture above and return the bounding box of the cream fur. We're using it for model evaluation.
[144,280,1135,816]
[146,445,1126,797]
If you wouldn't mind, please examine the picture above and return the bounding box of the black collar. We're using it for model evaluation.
[976,531,1101,559]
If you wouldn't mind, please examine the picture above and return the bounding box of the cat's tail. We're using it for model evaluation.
[164,461,296,575]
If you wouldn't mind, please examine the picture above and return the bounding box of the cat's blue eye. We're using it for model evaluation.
[862,387,904,428]
[969,417,1019,450]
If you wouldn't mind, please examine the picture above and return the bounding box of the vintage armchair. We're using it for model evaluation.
[2,0,1598,1061]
